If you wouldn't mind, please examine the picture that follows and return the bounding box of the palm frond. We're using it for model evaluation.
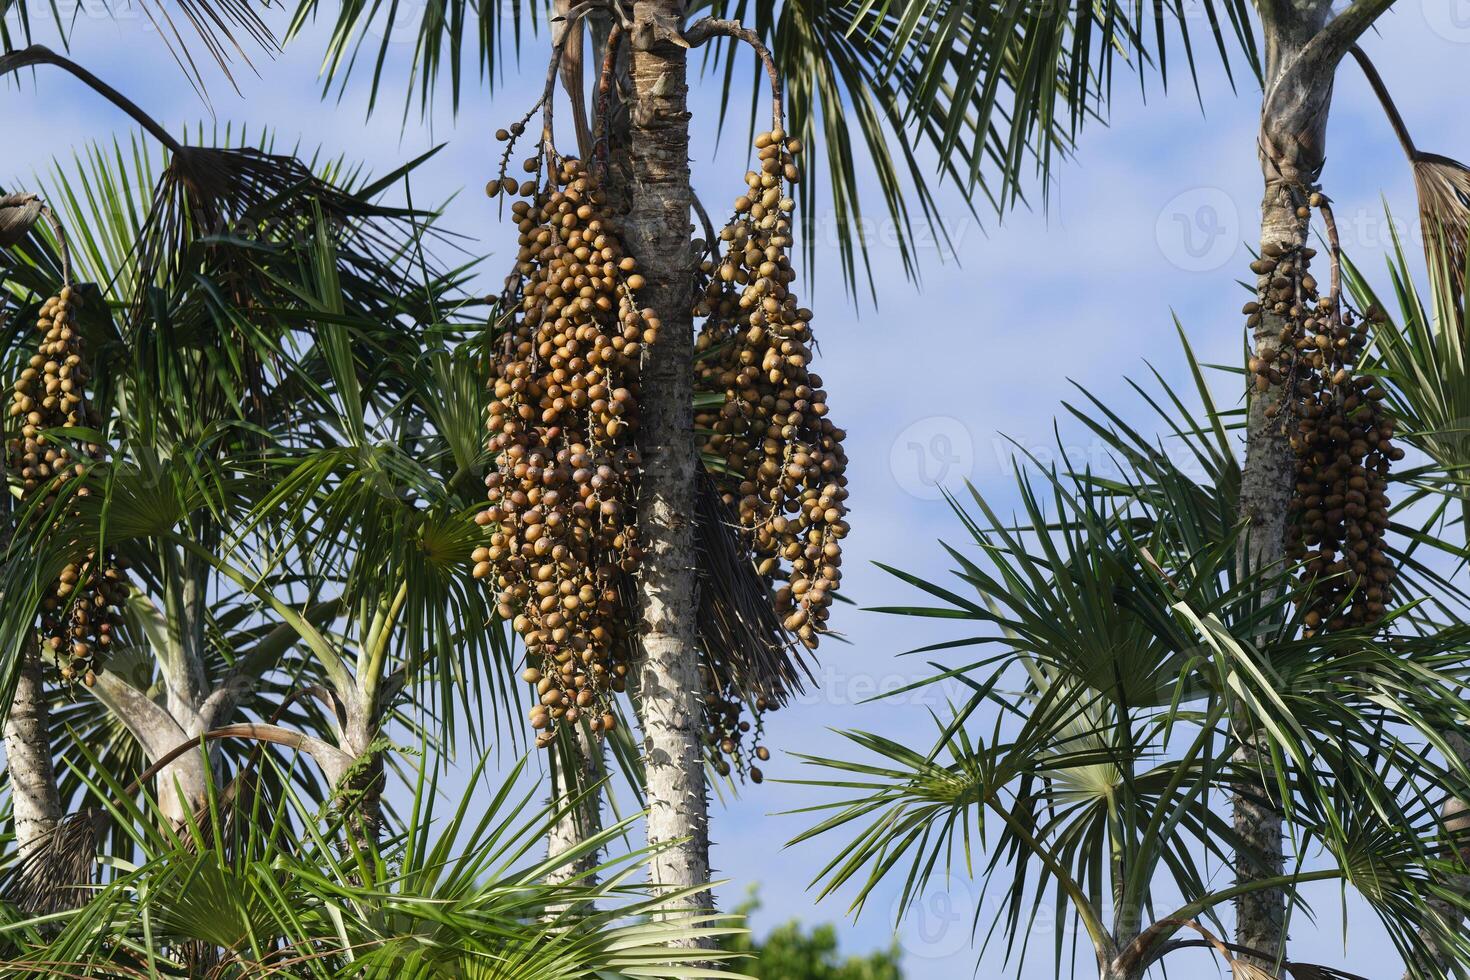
[0,5,275,97]
[1350,46,1470,289]
[786,326,1470,976]
[697,0,1259,293]
[0,744,753,979]
[1344,215,1470,554]
[0,808,104,914]
[283,0,1258,294]
[285,0,544,118]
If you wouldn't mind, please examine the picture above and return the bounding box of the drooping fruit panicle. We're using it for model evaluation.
[476,154,653,744]
[6,285,127,683]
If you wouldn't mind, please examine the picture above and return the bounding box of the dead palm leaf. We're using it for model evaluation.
[1283,966,1372,980]
[1350,45,1470,290]
[0,192,70,284]
[695,469,813,710]
[0,194,43,249]
[135,142,417,304]
[0,808,103,914]
[0,46,432,302]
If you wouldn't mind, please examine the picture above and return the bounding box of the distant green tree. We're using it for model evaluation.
[723,887,903,980]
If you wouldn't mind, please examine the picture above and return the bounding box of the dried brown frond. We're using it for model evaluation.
[0,194,44,249]
[695,469,813,709]
[1413,152,1470,285]
[140,144,418,298]
[1283,964,1371,980]
[1350,45,1470,290]
[0,809,103,915]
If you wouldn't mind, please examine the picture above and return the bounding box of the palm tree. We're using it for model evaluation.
[0,742,744,978]
[2,0,1059,957]
[5,0,1461,972]
[276,0,1017,945]
[789,338,1470,978]
[0,55,523,902]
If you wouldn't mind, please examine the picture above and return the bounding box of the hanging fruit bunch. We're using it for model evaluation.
[700,663,774,783]
[6,283,128,685]
[694,127,850,651]
[478,25,836,774]
[474,102,656,747]
[689,125,849,781]
[1246,191,1400,634]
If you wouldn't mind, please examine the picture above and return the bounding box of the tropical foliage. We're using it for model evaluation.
[790,334,1470,978]
[0,748,740,978]
[2,0,1470,979]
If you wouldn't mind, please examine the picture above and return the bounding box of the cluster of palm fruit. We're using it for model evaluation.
[693,129,850,653]
[5,286,127,685]
[702,665,772,783]
[1246,195,1400,634]
[474,150,653,747]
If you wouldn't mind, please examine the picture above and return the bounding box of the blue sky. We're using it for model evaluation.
[5,1,1469,976]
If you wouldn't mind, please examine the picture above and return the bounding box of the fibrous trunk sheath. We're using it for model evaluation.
[625,0,716,951]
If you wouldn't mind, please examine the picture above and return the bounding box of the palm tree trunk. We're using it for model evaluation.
[337,701,384,846]
[546,725,604,891]
[625,0,715,953]
[1235,2,1335,968]
[4,655,63,877]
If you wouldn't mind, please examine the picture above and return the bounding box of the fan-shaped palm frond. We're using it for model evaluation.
[0,744,751,978]
[699,0,1258,292]
[786,333,1470,978]
[284,0,1258,294]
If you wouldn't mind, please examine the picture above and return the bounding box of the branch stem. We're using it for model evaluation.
[0,46,183,154]
[1347,45,1417,161]
[683,19,782,134]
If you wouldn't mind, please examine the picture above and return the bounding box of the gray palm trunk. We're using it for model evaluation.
[545,725,604,891]
[625,0,716,953]
[93,570,357,827]
[94,572,234,823]
[4,655,64,888]
[1236,0,1394,969]
[1,460,63,892]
